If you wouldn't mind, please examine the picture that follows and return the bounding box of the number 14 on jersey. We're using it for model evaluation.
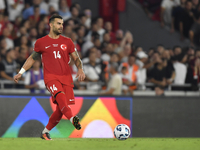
[53,51,61,59]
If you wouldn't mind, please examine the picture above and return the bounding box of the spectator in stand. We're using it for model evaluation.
[40,0,59,14]
[179,0,195,40]
[40,15,49,33]
[1,27,14,50]
[120,66,134,95]
[120,44,132,63]
[36,20,46,38]
[191,0,199,17]
[149,53,166,96]
[172,46,187,84]
[76,25,86,49]
[84,21,98,42]
[7,0,25,22]
[101,32,111,48]
[70,5,80,27]
[135,46,151,90]
[82,32,99,57]
[173,45,187,63]
[100,62,122,95]
[19,35,31,47]
[84,9,92,29]
[18,26,26,37]
[119,55,139,90]
[24,59,45,93]
[148,47,155,58]
[96,17,105,42]
[120,31,133,48]
[65,18,75,28]
[19,19,31,36]
[139,0,162,21]
[101,43,114,62]
[84,51,102,90]
[58,0,71,21]
[79,14,87,27]
[22,0,46,19]
[186,56,200,90]
[0,0,5,13]
[104,21,115,42]
[29,5,41,28]
[62,24,72,38]
[189,15,200,47]
[0,54,4,77]
[72,2,81,11]
[29,27,38,47]
[14,26,28,46]
[161,50,176,85]
[157,44,165,55]
[82,47,101,64]
[12,16,23,39]
[160,0,180,27]
[186,46,195,63]
[16,46,28,70]
[48,5,57,16]
[171,0,186,32]
[70,31,81,52]
[110,52,120,65]
[0,49,17,82]
[0,37,8,58]
[188,48,200,67]
[0,13,5,36]
[93,38,101,50]
[4,14,12,28]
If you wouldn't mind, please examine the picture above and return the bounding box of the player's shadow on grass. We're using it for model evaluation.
[18,120,44,137]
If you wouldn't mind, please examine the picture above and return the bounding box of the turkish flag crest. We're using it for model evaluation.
[60,44,67,51]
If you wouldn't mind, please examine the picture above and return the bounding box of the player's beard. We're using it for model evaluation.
[53,27,62,35]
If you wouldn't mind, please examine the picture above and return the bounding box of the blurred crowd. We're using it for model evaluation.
[0,0,200,96]
[138,0,200,47]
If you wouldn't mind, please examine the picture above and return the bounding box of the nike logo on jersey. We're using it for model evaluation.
[69,99,74,101]
[45,45,51,49]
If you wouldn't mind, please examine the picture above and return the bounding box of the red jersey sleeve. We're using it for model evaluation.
[68,39,76,54]
[34,40,42,53]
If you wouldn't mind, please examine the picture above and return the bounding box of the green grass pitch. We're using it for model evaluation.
[1,138,200,150]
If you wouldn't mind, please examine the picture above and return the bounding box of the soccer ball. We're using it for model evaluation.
[114,124,131,140]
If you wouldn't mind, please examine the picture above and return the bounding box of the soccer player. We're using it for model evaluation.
[14,14,85,140]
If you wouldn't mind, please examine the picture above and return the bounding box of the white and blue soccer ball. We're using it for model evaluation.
[114,124,131,140]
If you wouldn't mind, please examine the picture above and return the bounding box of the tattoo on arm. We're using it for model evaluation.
[73,51,83,69]
[75,58,83,69]
[31,51,41,60]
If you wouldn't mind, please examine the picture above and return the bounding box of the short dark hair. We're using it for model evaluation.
[34,5,39,10]
[122,66,127,70]
[70,5,77,12]
[110,62,119,72]
[173,46,181,51]
[49,14,63,23]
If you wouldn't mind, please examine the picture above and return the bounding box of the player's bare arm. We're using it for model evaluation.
[13,51,41,83]
[70,51,85,81]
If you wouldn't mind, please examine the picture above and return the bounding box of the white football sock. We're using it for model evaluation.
[70,117,73,123]
[42,127,50,134]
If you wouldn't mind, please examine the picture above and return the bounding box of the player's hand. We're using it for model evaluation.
[76,69,85,82]
[14,73,22,83]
